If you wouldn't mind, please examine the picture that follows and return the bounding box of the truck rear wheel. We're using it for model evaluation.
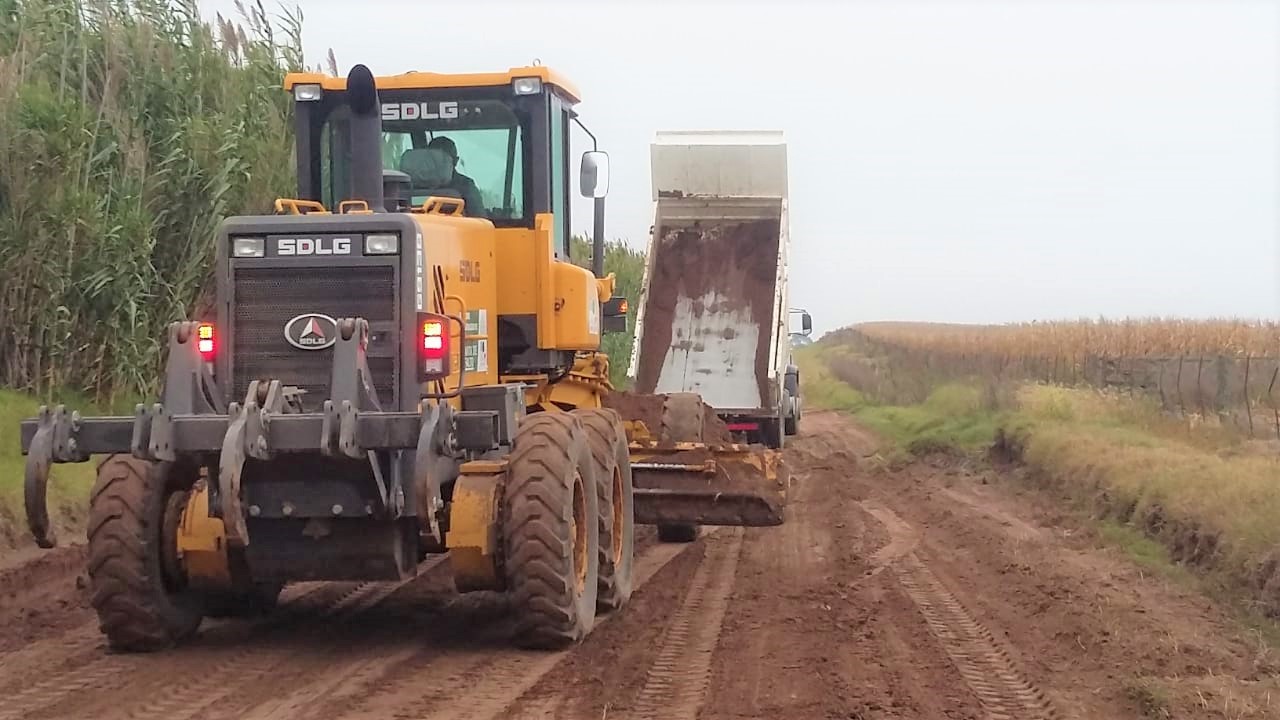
[574,408,635,613]
[87,455,204,652]
[660,393,705,444]
[656,394,703,543]
[503,413,600,649]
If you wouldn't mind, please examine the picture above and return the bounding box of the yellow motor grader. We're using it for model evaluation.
[18,64,786,652]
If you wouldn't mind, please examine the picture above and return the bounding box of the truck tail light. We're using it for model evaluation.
[197,323,216,359]
[419,313,451,380]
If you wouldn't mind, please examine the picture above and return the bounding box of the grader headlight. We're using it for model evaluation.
[293,83,323,102]
[512,77,542,95]
[364,233,399,255]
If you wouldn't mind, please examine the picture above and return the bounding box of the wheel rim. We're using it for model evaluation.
[159,490,188,593]
[610,466,624,565]
[571,471,588,594]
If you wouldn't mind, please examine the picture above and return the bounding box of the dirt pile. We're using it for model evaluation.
[603,391,733,443]
[634,218,781,407]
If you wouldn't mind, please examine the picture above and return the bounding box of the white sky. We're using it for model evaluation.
[200,0,1280,335]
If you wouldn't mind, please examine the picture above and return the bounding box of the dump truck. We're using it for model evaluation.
[629,131,809,451]
[18,64,784,654]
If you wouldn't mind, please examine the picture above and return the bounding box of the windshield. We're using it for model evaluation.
[321,96,528,221]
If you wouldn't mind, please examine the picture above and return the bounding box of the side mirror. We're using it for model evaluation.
[580,150,610,199]
[801,311,813,335]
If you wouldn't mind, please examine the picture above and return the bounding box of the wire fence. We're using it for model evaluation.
[837,330,1280,440]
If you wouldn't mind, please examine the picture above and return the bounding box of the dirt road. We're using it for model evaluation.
[0,411,1275,719]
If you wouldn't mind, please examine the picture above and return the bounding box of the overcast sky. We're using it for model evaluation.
[200,0,1280,335]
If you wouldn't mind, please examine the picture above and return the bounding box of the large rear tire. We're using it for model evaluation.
[87,455,204,652]
[503,413,600,649]
[656,394,703,543]
[574,408,635,613]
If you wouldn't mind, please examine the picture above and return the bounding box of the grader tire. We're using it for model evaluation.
[657,393,704,544]
[573,408,635,613]
[87,455,204,652]
[503,413,600,649]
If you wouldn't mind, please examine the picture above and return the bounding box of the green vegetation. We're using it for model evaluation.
[570,235,646,388]
[0,0,304,402]
[795,343,998,457]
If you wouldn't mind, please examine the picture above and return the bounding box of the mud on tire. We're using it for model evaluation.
[87,455,204,652]
[503,413,601,649]
[573,408,635,613]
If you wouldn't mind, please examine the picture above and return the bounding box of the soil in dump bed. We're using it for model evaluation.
[634,218,781,407]
[602,391,733,443]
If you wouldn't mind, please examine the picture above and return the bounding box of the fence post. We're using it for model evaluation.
[1215,355,1230,427]
[1269,366,1280,442]
[1175,356,1186,417]
[1244,355,1254,438]
[1196,355,1206,418]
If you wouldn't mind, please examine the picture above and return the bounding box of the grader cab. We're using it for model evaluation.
[18,64,786,653]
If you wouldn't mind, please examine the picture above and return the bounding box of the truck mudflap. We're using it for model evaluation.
[628,442,788,527]
[18,318,469,551]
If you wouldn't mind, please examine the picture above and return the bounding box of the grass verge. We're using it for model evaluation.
[796,344,1000,458]
[800,339,1280,623]
[1002,384,1280,618]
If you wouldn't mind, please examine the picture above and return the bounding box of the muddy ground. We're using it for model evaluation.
[0,411,1275,719]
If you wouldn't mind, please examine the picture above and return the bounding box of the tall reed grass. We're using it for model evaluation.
[0,0,304,402]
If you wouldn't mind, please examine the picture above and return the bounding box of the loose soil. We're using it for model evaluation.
[633,217,781,406]
[0,411,1275,719]
[603,390,734,443]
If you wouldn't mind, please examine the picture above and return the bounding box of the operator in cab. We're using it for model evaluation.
[427,136,487,219]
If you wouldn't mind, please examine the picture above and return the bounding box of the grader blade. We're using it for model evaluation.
[629,443,787,527]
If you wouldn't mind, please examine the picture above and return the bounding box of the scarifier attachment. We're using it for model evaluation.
[623,420,787,527]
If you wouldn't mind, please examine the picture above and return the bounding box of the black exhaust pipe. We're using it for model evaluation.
[347,64,384,212]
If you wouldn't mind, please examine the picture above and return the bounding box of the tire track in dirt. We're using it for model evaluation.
[2,568,437,720]
[334,535,707,720]
[621,527,743,720]
[895,552,1059,720]
[114,569,445,720]
[0,579,334,704]
[862,499,1059,720]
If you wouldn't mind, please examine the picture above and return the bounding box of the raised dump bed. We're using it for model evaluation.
[629,130,794,448]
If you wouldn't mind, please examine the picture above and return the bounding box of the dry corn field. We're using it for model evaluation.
[856,319,1280,359]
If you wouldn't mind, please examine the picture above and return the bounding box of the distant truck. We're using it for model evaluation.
[628,130,808,447]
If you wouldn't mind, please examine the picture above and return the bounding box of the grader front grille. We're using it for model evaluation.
[230,265,399,411]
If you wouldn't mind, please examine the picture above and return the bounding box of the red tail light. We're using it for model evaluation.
[196,323,216,358]
[419,313,451,380]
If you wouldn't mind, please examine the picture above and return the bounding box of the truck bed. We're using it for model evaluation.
[631,197,786,412]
